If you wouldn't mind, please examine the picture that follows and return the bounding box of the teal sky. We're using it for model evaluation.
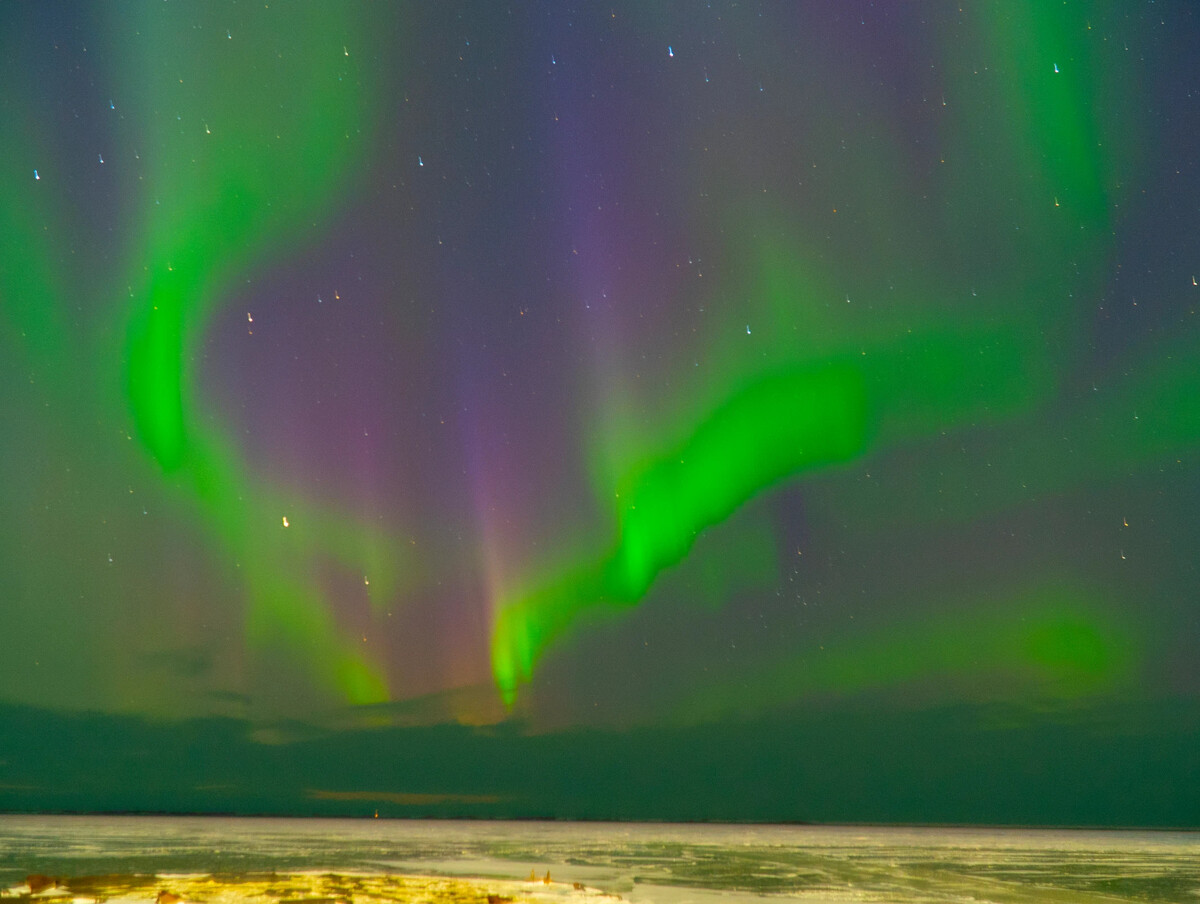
[0,1,1198,825]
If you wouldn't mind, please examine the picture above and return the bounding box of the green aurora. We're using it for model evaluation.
[0,0,1197,822]
[488,1,1147,706]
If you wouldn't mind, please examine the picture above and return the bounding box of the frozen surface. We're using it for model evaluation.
[0,817,1198,904]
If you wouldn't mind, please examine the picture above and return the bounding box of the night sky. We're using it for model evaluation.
[2,1,1199,825]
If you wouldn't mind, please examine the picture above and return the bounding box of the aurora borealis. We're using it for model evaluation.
[1,1,1199,823]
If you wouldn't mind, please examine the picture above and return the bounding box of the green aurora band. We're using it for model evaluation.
[491,364,869,705]
[2,2,1194,722]
[674,579,1137,724]
[489,3,1147,706]
[118,4,409,703]
[0,2,412,708]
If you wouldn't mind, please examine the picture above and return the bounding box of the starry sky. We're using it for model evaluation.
[1,1,1199,824]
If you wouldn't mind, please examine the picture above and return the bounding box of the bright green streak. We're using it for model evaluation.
[491,1,1133,706]
[614,364,867,593]
[118,2,400,704]
[0,3,408,712]
[123,3,364,471]
[127,273,187,470]
[492,363,868,705]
